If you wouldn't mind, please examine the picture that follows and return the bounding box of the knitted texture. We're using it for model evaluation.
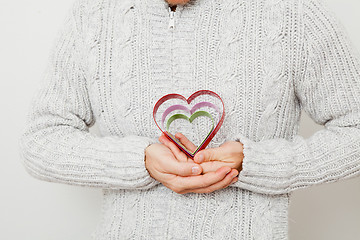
[19,0,360,239]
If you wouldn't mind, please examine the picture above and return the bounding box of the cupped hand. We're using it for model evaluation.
[163,132,244,175]
[144,135,238,194]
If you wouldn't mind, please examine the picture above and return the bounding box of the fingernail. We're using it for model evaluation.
[192,166,200,174]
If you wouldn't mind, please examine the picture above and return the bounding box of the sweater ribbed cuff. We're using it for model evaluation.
[102,135,160,190]
[226,133,294,194]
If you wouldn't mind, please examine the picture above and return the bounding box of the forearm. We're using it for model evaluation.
[19,123,160,189]
[228,124,360,195]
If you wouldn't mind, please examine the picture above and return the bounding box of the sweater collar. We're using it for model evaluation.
[145,0,201,17]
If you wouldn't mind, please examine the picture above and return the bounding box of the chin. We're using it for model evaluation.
[165,0,191,5]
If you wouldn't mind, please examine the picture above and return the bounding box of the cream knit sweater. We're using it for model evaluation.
[19,0,360,239]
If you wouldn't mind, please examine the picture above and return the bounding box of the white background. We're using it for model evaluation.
[1,0,359,239]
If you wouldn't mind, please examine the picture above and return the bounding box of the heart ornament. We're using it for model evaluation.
[153,90,225,159]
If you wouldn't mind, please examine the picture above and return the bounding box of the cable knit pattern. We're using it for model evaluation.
[229,0,360,195]
[18,0,360,239]
[257,0,285,141]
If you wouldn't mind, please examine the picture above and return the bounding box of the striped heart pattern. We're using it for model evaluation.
[153,90,225,159]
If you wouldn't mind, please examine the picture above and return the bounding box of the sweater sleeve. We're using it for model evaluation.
[18,0,160,190]
[227,0,360,195]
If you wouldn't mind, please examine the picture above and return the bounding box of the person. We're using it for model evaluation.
[19,0,360,239]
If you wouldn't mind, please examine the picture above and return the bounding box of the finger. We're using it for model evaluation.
[159,152,203,176]
[172,166,231,192]
[165,161,203,176]
[199,161,236,174]
[193,147,224,164]
[185,169,239,194]
[231,177,239,184]
[159,134,188,162]
[158,134,203,176]
[186,158,196,163]
[175,132,197,152]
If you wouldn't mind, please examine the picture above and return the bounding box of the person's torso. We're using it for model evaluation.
[82,0,304,239]
[82,0,304,146]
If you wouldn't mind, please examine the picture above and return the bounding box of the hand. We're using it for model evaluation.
[194,140,244,175]
[145,134,239,194]
[163,132,244,175]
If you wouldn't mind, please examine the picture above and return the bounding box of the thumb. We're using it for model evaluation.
[194,148,222,164]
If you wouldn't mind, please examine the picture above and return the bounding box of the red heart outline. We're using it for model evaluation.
[153,90,225,159]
